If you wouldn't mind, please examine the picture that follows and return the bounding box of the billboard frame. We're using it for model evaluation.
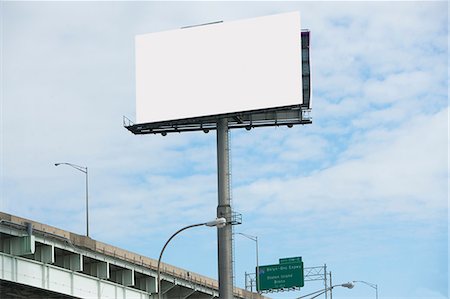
[125,30,311,135]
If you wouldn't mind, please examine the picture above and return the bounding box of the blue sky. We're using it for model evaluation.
[1,2,448,299]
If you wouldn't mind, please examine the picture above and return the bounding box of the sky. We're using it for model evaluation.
[1,1,448,299]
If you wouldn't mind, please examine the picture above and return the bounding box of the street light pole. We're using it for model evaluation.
[157,218,226,299]
[236,233,259,293]
[353,280,378,299]
[85,167,89,237]
[55,162,89,237]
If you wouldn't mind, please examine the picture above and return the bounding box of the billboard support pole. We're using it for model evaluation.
[217,117,233,299]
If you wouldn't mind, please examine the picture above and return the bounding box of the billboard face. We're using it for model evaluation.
[135,12,302,124]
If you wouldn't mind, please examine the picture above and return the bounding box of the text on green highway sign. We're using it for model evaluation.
[257,257,304,292]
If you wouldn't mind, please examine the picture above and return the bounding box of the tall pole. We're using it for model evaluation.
[255,236,259,293]
[55,162,89,237]
[85,167,89,237]
[236,233,259,294]
[329,271,333,299]
[217,118,233,299]
[324,264,327,299]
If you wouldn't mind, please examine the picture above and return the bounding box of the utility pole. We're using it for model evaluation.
[324,264,327,299]
[329,271,333,299]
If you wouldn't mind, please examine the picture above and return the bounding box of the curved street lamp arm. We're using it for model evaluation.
[236,232,257,242]
[55,162,87,173]
[235,232,259,293]
[353,280,377,289]
[157,222,206,299]
[353,280,378,299]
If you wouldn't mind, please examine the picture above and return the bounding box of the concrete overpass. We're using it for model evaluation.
[0,212,266,299]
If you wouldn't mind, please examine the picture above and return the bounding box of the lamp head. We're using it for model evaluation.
[341,282,354,289]
[55,163,60,166]
[215,217,227,228]
[205,217,227,228]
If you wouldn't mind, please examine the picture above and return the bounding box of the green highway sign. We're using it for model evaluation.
[279,257,302,264]
[257,259,304,292]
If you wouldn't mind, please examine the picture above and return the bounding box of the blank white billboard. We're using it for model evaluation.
[135,12,302,124]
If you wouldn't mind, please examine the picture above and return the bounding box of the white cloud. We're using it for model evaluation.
[235,108,448,223]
